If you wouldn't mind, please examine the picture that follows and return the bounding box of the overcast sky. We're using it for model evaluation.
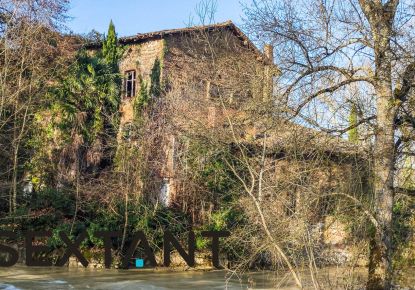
[67,0,249,37]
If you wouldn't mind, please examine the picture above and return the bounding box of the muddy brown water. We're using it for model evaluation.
[0,266,413,289]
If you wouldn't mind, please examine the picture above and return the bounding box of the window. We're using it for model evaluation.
[125,70,136,98]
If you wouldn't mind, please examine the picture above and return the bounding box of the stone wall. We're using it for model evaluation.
[118,39,165,127]
[162,29,273,127]
[152,30,274,207]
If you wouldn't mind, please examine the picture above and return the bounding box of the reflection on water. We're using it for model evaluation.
[0,265,381,289]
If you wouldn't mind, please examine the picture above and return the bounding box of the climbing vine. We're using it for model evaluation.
[149,58,162,98]
[132,57,163,122]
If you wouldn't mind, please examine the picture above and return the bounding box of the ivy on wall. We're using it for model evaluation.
[133,57,162,121]
[149,58,162,98]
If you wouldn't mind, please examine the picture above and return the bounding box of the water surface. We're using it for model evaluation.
[1,266,397,289]
[0,267,283,290]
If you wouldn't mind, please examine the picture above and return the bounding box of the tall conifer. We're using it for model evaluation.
[102,20,118,66]
[348,103,359,143]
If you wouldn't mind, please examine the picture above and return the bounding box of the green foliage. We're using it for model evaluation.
[210,209,231,231]
[134,79,150,115]
[149,58,161,97]
[24,115,57,190]
[348,103,359,143]
[132,57,163,117]
[51,50,121,143]
[132,58,162,121]
[162,39,169,57]
[49,223,76,249]
[2,188,76,240]
[102,20,120,67]
[183,139,246,251]
[81,197,191,251]
[196,209,231,250]
[27,23,123,187]
[20,22,125,203]
[2,183,193,252]
[133,206,191,249]
[195,206,245,250]
[186,140,237,201]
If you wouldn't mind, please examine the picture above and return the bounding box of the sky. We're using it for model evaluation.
[67,0,249,37]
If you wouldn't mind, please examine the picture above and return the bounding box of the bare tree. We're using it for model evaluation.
[243,0,415,288]
[0,0,70,214]
[157,13,375,287]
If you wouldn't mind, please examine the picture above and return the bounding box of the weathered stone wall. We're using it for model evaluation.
[153,31,274,207]
[115,31,368,233]
[118,39,165,127]
[271,154,368,221]
[162,30,273,131]
[257,150,370,266]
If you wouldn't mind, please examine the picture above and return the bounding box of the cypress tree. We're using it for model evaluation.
[348,103,359,143]
[102,20,118,66]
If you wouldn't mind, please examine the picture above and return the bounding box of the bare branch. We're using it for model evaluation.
[394,61,415,102]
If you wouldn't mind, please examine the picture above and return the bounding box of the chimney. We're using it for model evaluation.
[264,44,274,64]
[263,44,274,101]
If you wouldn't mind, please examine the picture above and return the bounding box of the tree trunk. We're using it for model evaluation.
[368,88,395,290]
[367,14,397,289]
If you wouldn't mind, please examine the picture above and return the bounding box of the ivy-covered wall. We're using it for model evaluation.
[118,39,165,128]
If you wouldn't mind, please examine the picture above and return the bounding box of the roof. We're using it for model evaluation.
[86,21,270,63]
[253,122,366,162]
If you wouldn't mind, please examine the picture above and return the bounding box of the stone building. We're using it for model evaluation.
[89,21,279,206]
[88,21,366,219]
[88,21,275,127]
[86,21,370,264]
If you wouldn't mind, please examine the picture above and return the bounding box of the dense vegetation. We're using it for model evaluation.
[1,1,415,289]
[0,12,241,266]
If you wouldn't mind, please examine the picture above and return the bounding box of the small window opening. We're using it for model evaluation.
[125,70,136,98]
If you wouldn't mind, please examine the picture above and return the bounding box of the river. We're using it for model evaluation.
[1,266,413,289]
[0,266,289,290]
